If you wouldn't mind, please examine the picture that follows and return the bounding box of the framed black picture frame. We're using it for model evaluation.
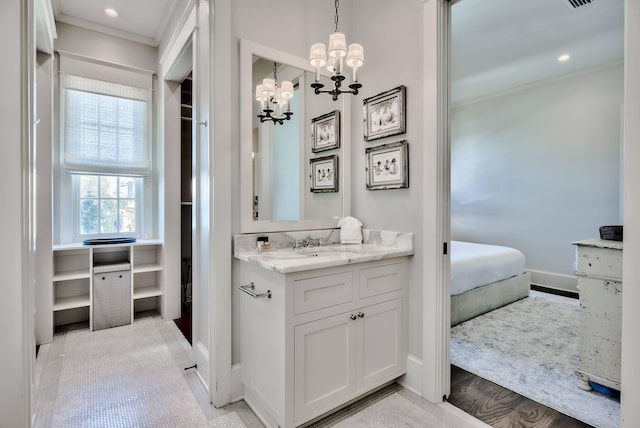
[363,85,406,142]
[365,140,409,190]
[311,110,341,152]
[310,155,339,193]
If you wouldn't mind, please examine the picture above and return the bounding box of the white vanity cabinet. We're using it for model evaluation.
[236,258,408,428]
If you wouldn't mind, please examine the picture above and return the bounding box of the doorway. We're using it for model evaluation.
[446,0,624,426]
[175,72,194,344]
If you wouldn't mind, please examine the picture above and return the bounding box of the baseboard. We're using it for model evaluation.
[194,341,210,392]
[527,269,578,294]
[397,354,423,396]
[231,363,243,403]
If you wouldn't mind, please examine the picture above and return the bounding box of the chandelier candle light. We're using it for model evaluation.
[256,62,295,125]
[309,0,364,101]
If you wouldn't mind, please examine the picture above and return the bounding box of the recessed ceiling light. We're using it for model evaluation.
[104,8,119,18]
[557,54,571,62]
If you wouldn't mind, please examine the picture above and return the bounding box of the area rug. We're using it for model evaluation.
[451,290,620,427]
[42,317,212,428]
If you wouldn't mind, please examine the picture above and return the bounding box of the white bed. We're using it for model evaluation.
[450,241,530,326]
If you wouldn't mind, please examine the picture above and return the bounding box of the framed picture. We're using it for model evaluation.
[365,140,409,190]
[311,110,341,152]
[310,155,339,193]
[363,85,406,142]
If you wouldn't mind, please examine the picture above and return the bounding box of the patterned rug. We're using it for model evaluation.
[451,291,620,428]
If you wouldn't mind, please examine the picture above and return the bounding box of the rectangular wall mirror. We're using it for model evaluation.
[240,39,351,233]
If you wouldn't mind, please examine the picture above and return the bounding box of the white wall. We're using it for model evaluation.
[56,23,157,71]
[229,0,428,390]
[0,0,30,425]
[451,65,623,290]
[350,0,425,361]
[35,52,55,345]
[622,0,640,425]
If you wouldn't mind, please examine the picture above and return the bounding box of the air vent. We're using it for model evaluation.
[563,0,596,9]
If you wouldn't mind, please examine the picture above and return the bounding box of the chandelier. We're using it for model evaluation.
[255,62,294,125]
[308,0,364,101]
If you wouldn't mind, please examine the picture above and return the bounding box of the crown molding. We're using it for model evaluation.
[55,13,158,47]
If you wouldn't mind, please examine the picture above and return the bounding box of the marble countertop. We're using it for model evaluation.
[572,238,623,250]
[234,229,414,274]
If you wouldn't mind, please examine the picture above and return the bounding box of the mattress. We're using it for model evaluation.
[451,241,526,296]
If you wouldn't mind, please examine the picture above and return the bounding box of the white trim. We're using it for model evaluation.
[397,354,423,396]
[154,0,178,46]
[231,363,244,403]
[35,0,57,54]
[527,269,578,293]
[622,0,640,425]
[209,0,233,407]
[159,1,196,68]
[57,50,155,79]
[194,340,210,393]
[422,0,451,404]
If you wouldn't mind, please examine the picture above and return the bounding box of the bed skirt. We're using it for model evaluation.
[451,272,530,326]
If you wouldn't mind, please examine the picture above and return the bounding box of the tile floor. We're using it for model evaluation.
[34,312,486,428]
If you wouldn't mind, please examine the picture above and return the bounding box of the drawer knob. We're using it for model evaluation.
[350,314,357,320]
[357,312,365,318]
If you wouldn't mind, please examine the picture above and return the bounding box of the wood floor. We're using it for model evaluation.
[448,365,592,428]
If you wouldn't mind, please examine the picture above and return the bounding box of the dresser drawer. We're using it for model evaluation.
[294,271,353,315]
[358,262,404,300]
[576,246,622,279]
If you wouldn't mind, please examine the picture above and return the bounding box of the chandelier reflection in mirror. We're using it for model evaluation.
[256,62,294,125]
[308,0,364,101]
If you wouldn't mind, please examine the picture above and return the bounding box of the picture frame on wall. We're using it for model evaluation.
[365,140,409,190]
[363,85,406,142]
[311,110,341,152]
[310,155,339,193]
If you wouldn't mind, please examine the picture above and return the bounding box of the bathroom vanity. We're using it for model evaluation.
[233,230,413,428]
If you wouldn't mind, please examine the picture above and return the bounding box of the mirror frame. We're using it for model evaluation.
[240,39,351,233]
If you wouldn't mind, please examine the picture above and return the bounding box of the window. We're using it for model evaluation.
[77,175,141,236]
[59,72,152,240]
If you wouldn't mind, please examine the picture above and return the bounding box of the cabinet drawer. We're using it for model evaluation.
[294,271,353,315]
[576,246,622,279]
[358,262,403,300]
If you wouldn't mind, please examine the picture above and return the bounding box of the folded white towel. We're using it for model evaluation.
[340,226,362,244]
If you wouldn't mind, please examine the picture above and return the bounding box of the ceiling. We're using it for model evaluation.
[50,0,624,102]
[51,0,178,47]
[451,0,624,104]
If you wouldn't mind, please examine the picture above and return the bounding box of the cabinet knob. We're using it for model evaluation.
[357,312,365,318]
[350,314,357,320]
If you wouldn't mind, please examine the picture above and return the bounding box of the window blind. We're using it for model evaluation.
[61,74,152,176]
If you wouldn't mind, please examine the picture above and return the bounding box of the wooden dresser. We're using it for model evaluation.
[573,238,623,391]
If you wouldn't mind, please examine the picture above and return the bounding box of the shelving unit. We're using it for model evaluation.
[51,239,163,332]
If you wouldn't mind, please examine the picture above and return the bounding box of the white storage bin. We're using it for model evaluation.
[93,262,131,331]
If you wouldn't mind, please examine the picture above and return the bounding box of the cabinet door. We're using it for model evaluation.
[294,312,356,422]
[356,298,404,392]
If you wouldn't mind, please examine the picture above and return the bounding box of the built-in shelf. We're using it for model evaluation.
[133,263,162,273]
[54,294,90,311]
[181,202,192,206]
[134,286,162,300]
[51,240,164,332]
[53,269,91,281]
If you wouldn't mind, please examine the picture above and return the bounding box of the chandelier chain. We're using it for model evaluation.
[334,0,339,32]
[272,62,278,85]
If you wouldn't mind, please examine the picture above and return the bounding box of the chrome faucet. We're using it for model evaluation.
[293,235,326,249]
